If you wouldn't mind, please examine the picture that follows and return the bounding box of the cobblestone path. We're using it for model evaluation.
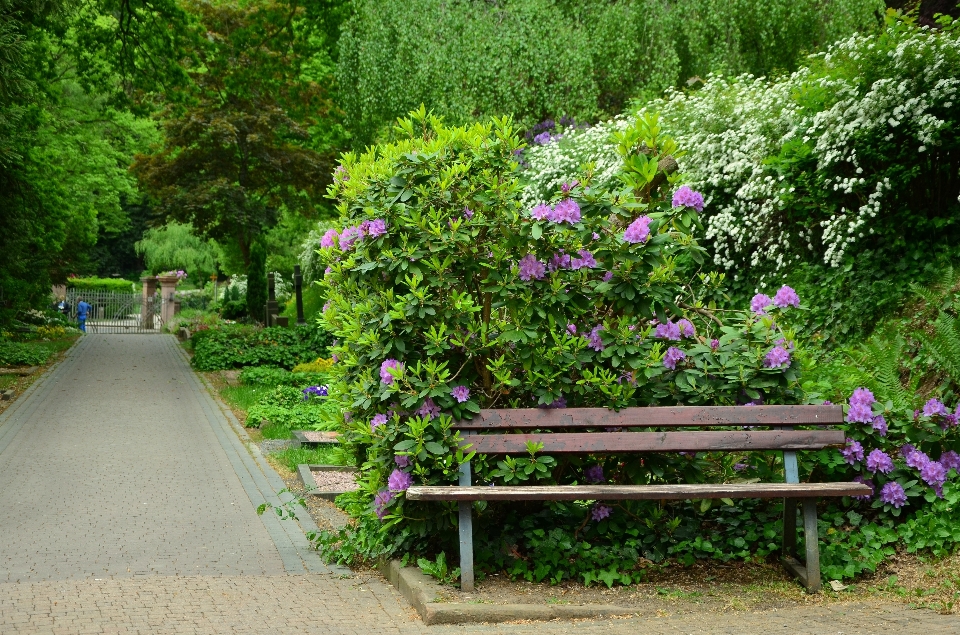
[0,335,954,634]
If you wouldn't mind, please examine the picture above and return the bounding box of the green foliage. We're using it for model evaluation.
[246,241,268,323]
[135,222,217,285]
[247,384,338,430]
[338,0,881,144]
[417,552,460,585]
[268,446,347,472]
[239,365,328,389]
[131,0,335,264]
[65,277,137,293]
[315,108,807,568]
[0,340,52,366]
[190,324,332,371]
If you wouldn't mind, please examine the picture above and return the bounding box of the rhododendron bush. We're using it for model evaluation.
[312,108,806,566]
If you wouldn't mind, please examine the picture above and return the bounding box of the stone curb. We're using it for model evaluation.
[377,559,636,625]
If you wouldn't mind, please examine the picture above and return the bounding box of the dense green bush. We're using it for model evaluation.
[0,341,52,366]
[66,277,137,293]
[239,365,329,389]
[247,384,338,430]
[313,109,809,579]
[520,13,960,344]
[337,0,881,144]
[190,323,332,370]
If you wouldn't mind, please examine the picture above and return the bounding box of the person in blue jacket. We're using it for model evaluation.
[76,298,91,333]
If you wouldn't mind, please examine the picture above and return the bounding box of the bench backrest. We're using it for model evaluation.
[454,405,845,454]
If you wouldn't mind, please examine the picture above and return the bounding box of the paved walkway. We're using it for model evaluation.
[0,335,954,634]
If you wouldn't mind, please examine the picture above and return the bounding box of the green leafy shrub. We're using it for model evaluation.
[247,385,338,430]
[190,323,332,370]
[66,277,136,293]
[0,340,51,366]
[314,109,806,573]
[239,365,328,388]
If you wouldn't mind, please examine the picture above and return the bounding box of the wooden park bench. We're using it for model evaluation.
[406,405,870,592]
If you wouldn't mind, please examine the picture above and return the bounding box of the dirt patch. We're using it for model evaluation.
[429,553,959,615]
[310,469,360,492]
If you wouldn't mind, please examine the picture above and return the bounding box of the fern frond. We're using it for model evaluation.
[849,327,914,410]
[916,314,960,386]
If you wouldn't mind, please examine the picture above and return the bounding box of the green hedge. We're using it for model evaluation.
[66,277,137,293]
[190,324,332,371]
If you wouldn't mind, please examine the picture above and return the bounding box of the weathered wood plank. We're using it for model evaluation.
[453,406,843,430]
[459,430,845,454]
[406,482,870,502]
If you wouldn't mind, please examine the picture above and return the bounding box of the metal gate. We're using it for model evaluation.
[63,289,165,334]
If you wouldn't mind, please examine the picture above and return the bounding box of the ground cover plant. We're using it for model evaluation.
[309,108,827,584]
[190,323,332,370]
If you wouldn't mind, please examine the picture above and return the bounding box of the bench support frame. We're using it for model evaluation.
[781,450,821,592]
[458,433,475,591]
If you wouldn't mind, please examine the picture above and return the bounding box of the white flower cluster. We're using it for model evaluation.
[655,24,960,270]
[519,117,631,210]
[520,22,960,272]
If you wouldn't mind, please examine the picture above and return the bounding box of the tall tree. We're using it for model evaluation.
[132,0,334,266]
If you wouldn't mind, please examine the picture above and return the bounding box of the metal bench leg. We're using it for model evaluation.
[802,498,821,593]
[782,497,797,558]
[458,459,475,592]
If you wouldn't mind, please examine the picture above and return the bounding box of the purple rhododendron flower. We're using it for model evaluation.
[367,218,387,238]
[548,252,571,272]
[750,294,773,314]
[388,469,413,492]
[850,387,876,407]
[395,455,411,468]
[710,339,720,350]
[380,359,403,385]
[733,463,748,471]
[923,398,949,418]
[672,185,704,211]
[463,207,474,219]
[677,319,696,338]
[371,413,388,432]
[518,254,546,281]
[548,199,581,224]
[602,271,614,282]
[773,285,800,308]
[905,448,929,470]
[853,475,874,500]
[451,385,470,403]
[841,438,864,464]
[847,406,873,425]
[663,347,686,370]
[374,489,395,520]
[530,204,551,220]
[566,324,577,335]
[880,481,907,508]
[623,216,652,244]
[920,460,947,488]
[866,449,894,474]
[588,325,605,351]
[764,346,791,368]
[591,504,612,521]
[655,320,681,341]
[333,165,349,183]
[592,232,600,240]
[560,181,579,194]
[416,397,441,420]
[872,415,888,436]
[571,249,597,270]
[584,465,604,483]
[320,229,339,249]
[339,226,360,250]
[940,451,960,471]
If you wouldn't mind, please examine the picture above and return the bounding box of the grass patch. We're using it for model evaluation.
[0,375,16,390]
[267,446,348,472]
[261,421,296,439]
[219,384,264,413]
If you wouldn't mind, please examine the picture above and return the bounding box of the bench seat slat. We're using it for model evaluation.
[406,482,870,502]
[460,430,845,454]
[454,405,843,430]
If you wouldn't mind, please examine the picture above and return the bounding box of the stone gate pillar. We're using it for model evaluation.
[141,276,158,329]
[157,275,179,327]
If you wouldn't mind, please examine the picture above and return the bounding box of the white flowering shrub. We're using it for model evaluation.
[654,13,960,272]
[521,14,960,278]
